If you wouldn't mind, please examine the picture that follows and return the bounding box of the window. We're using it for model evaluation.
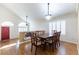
[18,22,29,32]
[18,27,28,32]
[49,20,66,35]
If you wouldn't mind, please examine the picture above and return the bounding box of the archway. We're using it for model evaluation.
[18,22,30,41]
[1,21,14,41]
[18,22,30,32]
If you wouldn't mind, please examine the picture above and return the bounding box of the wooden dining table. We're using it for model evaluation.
[38,33,54,47]
[39,33,53,39]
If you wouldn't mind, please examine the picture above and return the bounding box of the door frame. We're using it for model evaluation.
[1,26,10,41]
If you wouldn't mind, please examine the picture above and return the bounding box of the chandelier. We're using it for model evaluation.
[45,3,52,20]
[26,16,29,26]
[25,16,30,31]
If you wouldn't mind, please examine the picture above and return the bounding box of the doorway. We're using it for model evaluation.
[1,27,10,41]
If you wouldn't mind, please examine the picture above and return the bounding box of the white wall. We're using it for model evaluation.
[48,13,78,44]
[29,18,48,33]
[10,26,19,39]
[0,4,23,41]
[34,13,78,44]
[77,4,79,54]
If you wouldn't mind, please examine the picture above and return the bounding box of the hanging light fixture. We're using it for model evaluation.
[26,16,29,26]
[45,3,52,20]
[25,16,30,31]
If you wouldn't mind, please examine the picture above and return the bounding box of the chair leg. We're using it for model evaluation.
[57,42,60,47]
[35,47,37,55]
[56,42,58,47]
[56,42,58,48]
[52,43,55,51]
[59,42,60,46]
[31,45,33,52]
[52,44,55,51]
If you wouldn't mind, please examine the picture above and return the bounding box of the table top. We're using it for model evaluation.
[39,33,53,38]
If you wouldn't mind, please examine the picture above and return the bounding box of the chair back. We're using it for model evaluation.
[53,33,58,40]
[31,32,40,45]
[25,32,31,37]
[35,30,45,36]
[57,32,61,40]
[53,31,61,41]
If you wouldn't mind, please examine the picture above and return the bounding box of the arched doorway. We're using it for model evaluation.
[18,22,30,41]
[18,22,30,32]
[1,21,14,41]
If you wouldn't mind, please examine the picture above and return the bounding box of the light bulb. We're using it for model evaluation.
[46,15,51,20]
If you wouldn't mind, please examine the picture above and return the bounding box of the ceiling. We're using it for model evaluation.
[1,3,77,21]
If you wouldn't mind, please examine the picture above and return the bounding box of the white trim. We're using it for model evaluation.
[61,39,78,44]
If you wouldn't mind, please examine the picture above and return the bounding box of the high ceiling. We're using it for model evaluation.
[1,3,77,21]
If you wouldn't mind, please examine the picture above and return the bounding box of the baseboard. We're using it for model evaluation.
[10,37,18,39]
[0,37,18,42]
[61,39,78,44]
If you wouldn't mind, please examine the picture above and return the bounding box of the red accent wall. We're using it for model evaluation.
[1,27,10,41]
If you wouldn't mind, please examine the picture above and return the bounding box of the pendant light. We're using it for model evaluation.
[26,16,29,26]
[26,16,30,31]
[45,3,52,20]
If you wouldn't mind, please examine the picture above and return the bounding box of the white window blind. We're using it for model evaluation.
[49,20,66,35]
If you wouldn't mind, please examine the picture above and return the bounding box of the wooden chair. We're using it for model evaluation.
[35,30,45,36]
[56,32,61,47]
[30,32,43,55]
[46,31,61,50]
[40,30,45,35]
[35,31,40,36]
[53,31,61,47]
[46,35,58,50]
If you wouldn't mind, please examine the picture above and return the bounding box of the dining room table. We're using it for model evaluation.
[38,33,54,48]
[39,33,53,38]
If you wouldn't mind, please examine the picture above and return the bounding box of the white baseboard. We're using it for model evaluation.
[0,37,18,41]
[61,39,78,44]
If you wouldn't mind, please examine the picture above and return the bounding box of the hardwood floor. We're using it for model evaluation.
[0,39,78,55]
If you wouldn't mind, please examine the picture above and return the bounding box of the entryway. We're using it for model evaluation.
[1,27,10,41]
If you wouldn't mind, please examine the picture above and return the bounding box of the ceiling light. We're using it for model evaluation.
[26,16,29,26]
[46,15,51,20]
[25,16,30,31]
[45,3,52,21]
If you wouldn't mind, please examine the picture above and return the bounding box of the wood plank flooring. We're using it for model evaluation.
[0,39,78,55]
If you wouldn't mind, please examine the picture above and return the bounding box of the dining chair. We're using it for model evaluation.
[40,30,45,35]
[46,35,58,50]
[56,32,61,47]
[45,31,61,50]
[35,30,45,36]
[53,31,61,47]
[35,31,40,36]
[30,32,43,55]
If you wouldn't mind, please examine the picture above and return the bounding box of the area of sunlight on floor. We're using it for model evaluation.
[0,40,23,50]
